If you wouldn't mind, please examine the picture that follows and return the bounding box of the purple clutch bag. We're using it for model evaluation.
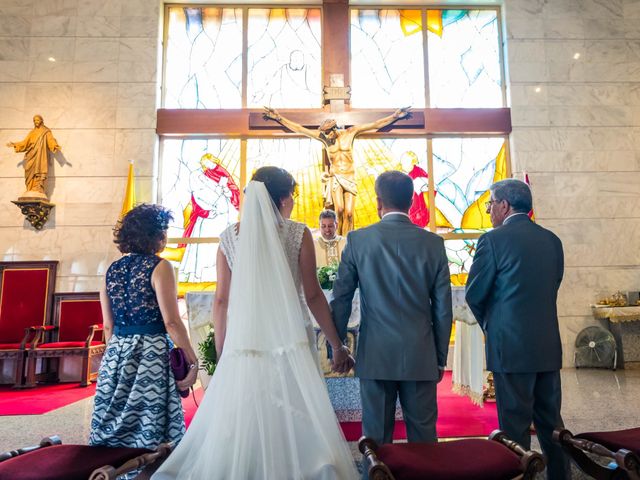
[169,347,190,398]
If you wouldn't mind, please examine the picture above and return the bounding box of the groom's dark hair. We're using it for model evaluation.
[375,170,413,211]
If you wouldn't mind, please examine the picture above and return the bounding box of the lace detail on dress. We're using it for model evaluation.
[219,223,238,269]
[106,254,163,329]
[220,220,306,279]
[282,220,306,281]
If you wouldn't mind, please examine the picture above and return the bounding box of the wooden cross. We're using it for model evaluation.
[248,110,424,131]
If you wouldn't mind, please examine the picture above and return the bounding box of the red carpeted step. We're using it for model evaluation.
[180,372,499,440]
[0,383,97,415]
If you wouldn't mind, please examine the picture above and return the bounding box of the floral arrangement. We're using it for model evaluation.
[198,327,217,376]
[317,263,339,290]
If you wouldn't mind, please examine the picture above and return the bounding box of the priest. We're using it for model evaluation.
[314,209,347,267]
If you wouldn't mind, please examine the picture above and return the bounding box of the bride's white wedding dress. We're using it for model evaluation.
[153,182,358,480]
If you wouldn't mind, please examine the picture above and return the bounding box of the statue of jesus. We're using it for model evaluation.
[263,106,410,235]
[7,114,61,200]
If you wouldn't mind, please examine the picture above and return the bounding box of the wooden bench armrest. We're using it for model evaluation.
[554,428,640,477]
[0,435,61,463]
[88,442,174,480]
[357,437,396,480]
[490,430,546,475]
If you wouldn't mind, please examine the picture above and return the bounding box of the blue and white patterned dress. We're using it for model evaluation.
[89,254,185,450]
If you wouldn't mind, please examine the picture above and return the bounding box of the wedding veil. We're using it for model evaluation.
[223,180,309,353]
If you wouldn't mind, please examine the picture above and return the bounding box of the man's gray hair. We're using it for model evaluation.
[490,179,532,213]
[319,209,337,222]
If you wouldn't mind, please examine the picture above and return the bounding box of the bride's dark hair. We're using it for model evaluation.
[251,166,297,207]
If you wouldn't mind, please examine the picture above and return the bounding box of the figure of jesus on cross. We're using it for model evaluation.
[263,106,410,235]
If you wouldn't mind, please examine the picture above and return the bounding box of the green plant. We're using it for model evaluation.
[198,327,217,376]
[317,263,339,290]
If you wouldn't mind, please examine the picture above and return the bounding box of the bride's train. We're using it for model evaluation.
[153,343,357,480]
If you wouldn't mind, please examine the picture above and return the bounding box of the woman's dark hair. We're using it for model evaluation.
[114,204,173,254]
[251,166,297,207]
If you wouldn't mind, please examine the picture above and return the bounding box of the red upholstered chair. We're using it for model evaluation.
[25,292,105,388]
[359,430,545,480]
[0,261,57,387]
[554,427,640,479]
[0,436,173,480]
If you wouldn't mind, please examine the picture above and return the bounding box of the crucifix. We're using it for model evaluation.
[256,74,423,235]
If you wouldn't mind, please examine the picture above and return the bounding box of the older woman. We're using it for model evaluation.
[89,204,198,451]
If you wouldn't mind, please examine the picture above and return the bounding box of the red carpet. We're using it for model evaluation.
[0,383,97,415]
[182,372,498,440]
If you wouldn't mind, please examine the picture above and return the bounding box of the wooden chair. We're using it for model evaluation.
[359,430,546,480]
[554,427,640,479]
[0,261,57,387]
[0,436,173,480]
[25,292,105,388]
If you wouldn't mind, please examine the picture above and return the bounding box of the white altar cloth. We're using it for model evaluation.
[451,287,486,406]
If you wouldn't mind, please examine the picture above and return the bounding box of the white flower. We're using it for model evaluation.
[329,274,336,282]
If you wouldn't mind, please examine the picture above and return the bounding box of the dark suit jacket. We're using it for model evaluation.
[331,214,452,381]
[465,214,564,373]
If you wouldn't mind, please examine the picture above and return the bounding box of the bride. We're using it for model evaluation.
[153,167,359,479]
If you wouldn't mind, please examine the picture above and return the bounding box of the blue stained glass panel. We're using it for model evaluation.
[247,8,322,108]
[350,9,425,108]
[164,7,243,108]
[432,137,504,232]
[160,139,241,283]
[445,239,478,286]
[427,10,502,108]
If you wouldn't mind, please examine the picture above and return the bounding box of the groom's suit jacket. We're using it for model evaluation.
[331,214,452,381]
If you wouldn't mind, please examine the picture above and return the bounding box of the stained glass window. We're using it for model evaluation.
[247,8,322,108]
[433,137,506,233]
[350,9,426,108]
[427,10,502,107]
[164,7,243,108]
[445,239,478,286]
[160,5,509,290]
[246,138,325,225]
[352,138,428,227]
[160,138,241,284]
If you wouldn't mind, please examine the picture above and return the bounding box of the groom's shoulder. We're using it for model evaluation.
[350,222,380,236]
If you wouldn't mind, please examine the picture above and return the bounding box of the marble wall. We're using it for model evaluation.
[0,0,638,366]
[0,0,160,291]
[504,0,640,364]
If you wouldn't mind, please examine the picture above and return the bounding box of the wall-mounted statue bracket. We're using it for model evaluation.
[12,198,55,230]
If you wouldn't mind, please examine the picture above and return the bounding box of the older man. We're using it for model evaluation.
[314,209,347,267]
[465,178,568,480]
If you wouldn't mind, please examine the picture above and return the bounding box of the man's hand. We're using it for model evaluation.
[263,106,281,122]
[330,345,354,374]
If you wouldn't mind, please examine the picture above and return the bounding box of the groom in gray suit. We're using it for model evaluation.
[331,171,452,461]
[465,179,568,480]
